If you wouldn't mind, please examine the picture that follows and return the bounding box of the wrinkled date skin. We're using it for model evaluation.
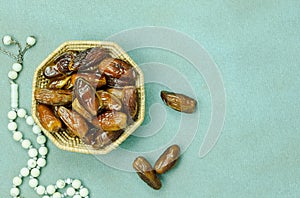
[98,58,136,87]
[47,76,72,89]
[96,90,122,111]
[72,98,99,127]
[43,65,63,79]
[74,77,101,116]
[36,104,62,132]
[133,156,162,190]
[70,72,106,89]
[154,145,180,174]
[57,106,89,137]
[161,91,197,113]
[97,111,127,131]
[54,52,74,74]
[107,87,138,120]
[83,128,123,149]
[72,47,111,71]
[34,88,73,106]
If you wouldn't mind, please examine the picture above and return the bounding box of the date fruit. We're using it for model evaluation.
[83,128,123,149]
[98,58,134,78]
[72,47,110,71]
[133,156,162,190]
[74,77,101,116]
[97,111,127,131]
[96,90,122,111]
[154,144,180,174]
[36,104,62,132]
[57,106,89,137]
[34,88,73,106]
[160,91,197,113]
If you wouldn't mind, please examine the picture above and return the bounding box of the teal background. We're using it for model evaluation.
[0,0,300,197]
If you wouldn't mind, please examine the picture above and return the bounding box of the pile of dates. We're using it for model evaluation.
[34,47,139,149]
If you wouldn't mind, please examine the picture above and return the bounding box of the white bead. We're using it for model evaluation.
[12,63,22,72]
[39,147,48,156]
[37,158,46,167]
[72,179,81,189]
[46,184,56,195]
[32,125,41,134]
[8,70,18,80]
[36,185,45,195]
[28,148,38,157]
[26,116,35,125]
[29,178,38,188]
[13,131,23,141]
[17,108,26,118]
[27,158,37,168]
[31,168,40,177]
[66,187,76,196]
[56,179,65,189]
[73,195,82,198]
[37,135,46,144]
[79,188,89,197]
[8,122,17,131]
[52,192,62,198]
[20,167,29,177]
[21,139,31,149]
[26,36,36,46]
[13,176,22,186]
[43,196,50,198]
[10,187,19,196]
[3,35,12,45]
[8,110,17,120]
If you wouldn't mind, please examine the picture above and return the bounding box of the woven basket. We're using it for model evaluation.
[32,41,145,154]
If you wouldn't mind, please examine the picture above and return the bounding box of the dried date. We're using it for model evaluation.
[57,106,89,137]
[154,145,180,174]
[34,88,73,106]
[160,91,197,113]
[133,156,162,190]
[36,104,62,132]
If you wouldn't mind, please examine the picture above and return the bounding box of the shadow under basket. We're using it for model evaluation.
[31,41,145,154]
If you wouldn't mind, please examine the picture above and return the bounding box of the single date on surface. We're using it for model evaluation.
[160,90,197,113]
[34,46,140,149]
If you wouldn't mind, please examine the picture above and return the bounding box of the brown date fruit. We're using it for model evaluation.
[106,75,135,87]
[36,104,62,132]
[154,145,180,174]
[74,77,101,116]
[133,156,162,190]
[82,128,123,149]
[43,65,63,79]
[107,87,138,120]
[96,90,122,111]
[54,52,74,74]
[69,72,106,89]
[57,106,89,137]
[71,47,110,71]
[97,111,127,131]
[160,91,197,113]
[98,58,136,83]
[72,98,99,127]
[47,76,72,89]
[34,88,73,106]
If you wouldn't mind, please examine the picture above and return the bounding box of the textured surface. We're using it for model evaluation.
[0,0,300,197]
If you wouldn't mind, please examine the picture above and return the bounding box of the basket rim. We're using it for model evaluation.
[31,40,145,154]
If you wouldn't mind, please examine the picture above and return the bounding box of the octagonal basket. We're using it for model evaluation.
[31,41,145,154]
